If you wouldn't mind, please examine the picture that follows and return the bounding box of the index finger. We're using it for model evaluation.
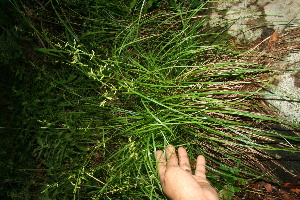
[166,145,179,168]
[178,147,191,173]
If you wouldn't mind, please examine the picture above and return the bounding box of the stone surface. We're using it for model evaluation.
[267,69,300,125]
[209,0,300,41]
[266,45,300,125]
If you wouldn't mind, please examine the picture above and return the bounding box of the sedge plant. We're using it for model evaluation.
[8,0,300,199]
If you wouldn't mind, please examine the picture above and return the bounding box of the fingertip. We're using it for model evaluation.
[156,150,163,155]
[166,145,176,154]
[197,155,206,165]
[178,146,186,152]
[178,146,188,157]
[156,150,164,159]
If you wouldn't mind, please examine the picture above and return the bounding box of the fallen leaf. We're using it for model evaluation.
[266,30,279,50]
[269,30,279,43]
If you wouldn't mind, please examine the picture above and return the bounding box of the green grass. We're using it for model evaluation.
[2,0,300,199]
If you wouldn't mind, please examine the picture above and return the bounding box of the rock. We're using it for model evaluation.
[267,52,300,125]
[209,0,300,41]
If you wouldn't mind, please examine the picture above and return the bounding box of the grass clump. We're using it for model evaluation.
[2,0,299,199]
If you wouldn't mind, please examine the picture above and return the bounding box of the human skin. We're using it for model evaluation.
[156,145,219,200]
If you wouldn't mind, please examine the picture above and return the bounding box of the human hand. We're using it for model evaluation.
[156,145,219,200]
